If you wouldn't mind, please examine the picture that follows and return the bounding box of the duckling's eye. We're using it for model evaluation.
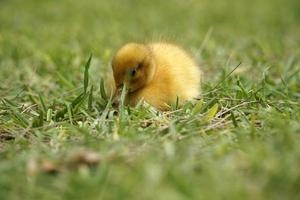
[130,68,136,76]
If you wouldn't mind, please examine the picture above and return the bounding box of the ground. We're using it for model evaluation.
[0,0,300,199]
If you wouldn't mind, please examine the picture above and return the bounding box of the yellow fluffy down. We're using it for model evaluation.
[109,42,202,110]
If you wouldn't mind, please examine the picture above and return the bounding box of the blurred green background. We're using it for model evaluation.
[0,0,300,199]
[1,0,300,95]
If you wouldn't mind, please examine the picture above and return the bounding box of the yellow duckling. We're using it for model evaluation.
[111,42,202,110]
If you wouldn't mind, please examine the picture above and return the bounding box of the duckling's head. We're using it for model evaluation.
[112,43,156,93]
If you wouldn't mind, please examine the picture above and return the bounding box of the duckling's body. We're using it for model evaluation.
[111,42,202,110]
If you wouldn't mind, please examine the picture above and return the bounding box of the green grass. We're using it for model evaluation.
[0,0,300,199]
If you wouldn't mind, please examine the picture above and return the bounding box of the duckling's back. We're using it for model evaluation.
[148,42,201,104]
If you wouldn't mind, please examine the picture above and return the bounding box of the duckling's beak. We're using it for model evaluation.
[112,86,122,107]
[112,84,127,107]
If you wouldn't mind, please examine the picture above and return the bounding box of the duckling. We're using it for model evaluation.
[111,42,202,110]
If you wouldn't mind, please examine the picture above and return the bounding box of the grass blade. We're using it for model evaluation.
[46,108,53,122]
[38,93,47,113]
[100,78,107,100]
[55,92,86,121]
[119,84,127,108]
[66,102,73,125]
[71,92,85,108]
[230,111,238,127]
[205,103,219,123]
[88,85,94,111]
[84,54,92,94]
[175,96,179,110]
[212,62,242,90]
[32,110,44,128]
[191,99,204,115]
[56,72,74,89]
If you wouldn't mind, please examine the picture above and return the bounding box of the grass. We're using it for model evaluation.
[0,0,300,199]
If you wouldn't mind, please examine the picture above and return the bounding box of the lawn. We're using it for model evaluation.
[0,0,300,199]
